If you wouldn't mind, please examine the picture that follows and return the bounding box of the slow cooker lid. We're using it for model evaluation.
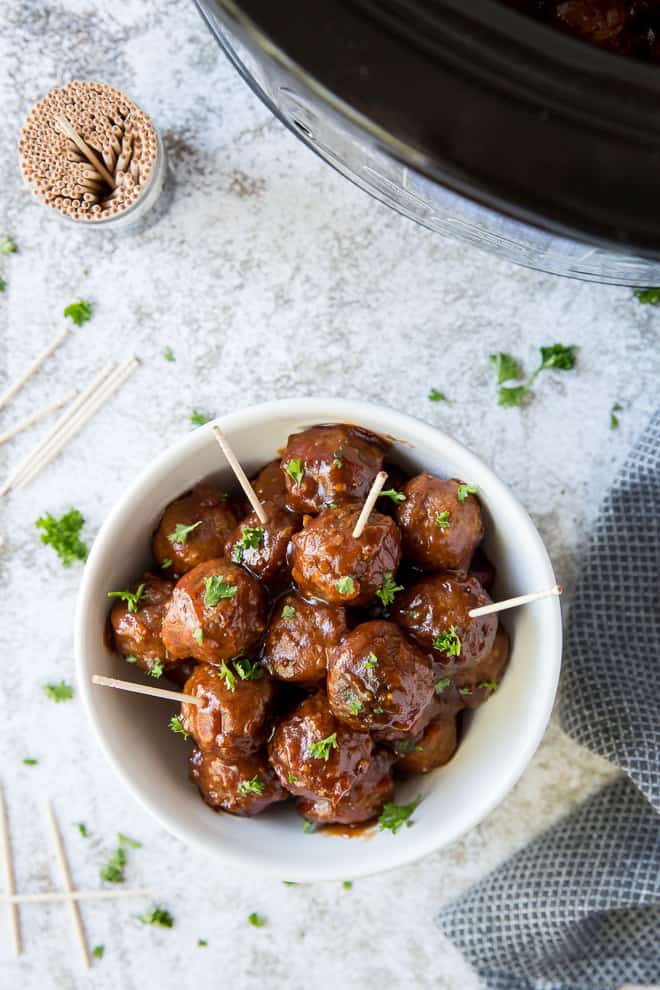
[208,0,660,261]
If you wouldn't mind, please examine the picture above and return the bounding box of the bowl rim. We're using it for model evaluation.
[74,396,562,880]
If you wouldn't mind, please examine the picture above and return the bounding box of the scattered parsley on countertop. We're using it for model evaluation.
[634,287,660,304]
[100,846,127,883]
[281,604,296,619]
[379,488,406,504]
[35,509,88,566]
[233,657,264,681]
[310,733,338,761]
[118,833,142,849]
[433,626,462,657]
[335,576,355,596]
[248,912,267,928]
[191,410,211,427]
[375,572,404,606]
[342,881,353,890]
[92,945,104,960]
[283,881,297,886]
[197,938,208,947]
[136,907,174,928]
[489,352,524,385]
[238,776,265,797]
[0,277,6,292]
[169,715,190,739]
[378,795,423,834]
[436,511,450,529]
[163,346,175,362]
[204,575,237,606]
[428,388,446,402]
[284,459,304,486]
[610,402,623,429]
[0,236,17,254]
[232,526,265,562]
[43,680,74,703]
[456,484,478,503]
[497,385,529,408]
[77,823,89,837]
[64,299,92,325]
[148,660,164,679]
[22,758,38,766]
[492,343,578,407]
[168,520,202,544]
[108,583,146,614]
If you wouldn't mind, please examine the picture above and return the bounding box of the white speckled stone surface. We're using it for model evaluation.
[1,2,659,987]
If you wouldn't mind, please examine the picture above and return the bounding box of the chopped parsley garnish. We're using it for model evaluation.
[288,773,298,784]
[281,604,296,619]
[364,652,378,669]
[373,706,384,714]
[436,511,450,529]
[456,484,478,503]
[634,287,660,304]
[35,509,88,566]
[163,346,175,362]
[498,386,529,408]
[204,575,237,606]
[434,677,451,695]
[248,912,267,928]
[77,823,89,837]
[125,654,138,664]
[233,657,264,681]
[23,758,38,766]
[100,846,127,883]
[303,821,315,834]
[161,558,173,569]
[342,881,352,890]
[169,715,190,739]
[136,907,174,928]
[238,776,265,797]
[0,236,17,254]
[148,660,164,679]
[118,833,141,849]
[610,402,623,430]
[63,299,92,326]
[332,448,343,467]
[198,939,208,947]
[107,583,146,613]
[283,881,297,886]
[489,352,524,385]
[193,627,204,645]
[378,795,422,834]
[218,660,236,692]
[92,945,104,959]
[478,680,498,692]
[428,388,446,402]
[347,693,363,715]
[375,572,404,606]
[284,459,304,486]
[231,526,265,562]
[43,681,74,703]
[191,410,211,427]
[335,576,355,596]
[0,277,5,292]
[433,626,462,657]
[379,488,406,504]
[167,520,202,544]
[458,687,473,696]
[309,732,338,761]
[397,740,422,755]
[538,343,578,372]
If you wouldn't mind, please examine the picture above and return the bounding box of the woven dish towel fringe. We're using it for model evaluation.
[437,408,660,990]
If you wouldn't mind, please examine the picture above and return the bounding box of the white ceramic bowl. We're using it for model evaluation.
[75,398,561,881]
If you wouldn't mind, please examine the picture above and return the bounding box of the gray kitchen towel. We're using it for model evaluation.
[437,408,660,990]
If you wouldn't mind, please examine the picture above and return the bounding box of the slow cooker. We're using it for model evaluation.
[195,0,660,285]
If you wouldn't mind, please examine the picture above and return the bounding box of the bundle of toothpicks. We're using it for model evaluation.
[19,81,158,222]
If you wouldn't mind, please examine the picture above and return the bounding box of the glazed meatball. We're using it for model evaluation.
[263,593,349,684]
[297,748,395,826]
[553,0,627,46]
[181,663,275,760]
[162,559,266,663]
[327,620,435,741]
[152,484,238,577]
[109,572,175,675]
[190,747,287,816]
[453,625,510,709]
[395,474,484,572]
[291,506,401,606]
[395,718,457,775]
[251,459,288,507]
[268,692,372,803]
[281,424,386,514]
[225,501,301,585]
[392,572,497,674]
[469,547,496,593]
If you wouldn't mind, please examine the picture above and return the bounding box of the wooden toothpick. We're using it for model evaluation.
[55,115,116,188]
[92,674,202,706]
[211,425,268,525]
[0,325,71,414]
[2,888,153,904]
[0,786,20,956]
[469,584,563,618]
[352,471,388,539]
[44,801,90,969]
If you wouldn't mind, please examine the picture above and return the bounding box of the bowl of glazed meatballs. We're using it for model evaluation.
[76,398,561,880]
